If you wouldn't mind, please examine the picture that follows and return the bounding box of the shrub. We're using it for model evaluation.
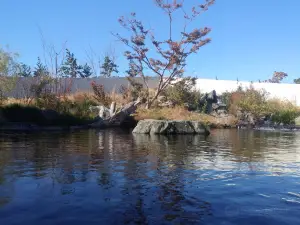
[0,104,92,127]
[235,87,269,119]
[268,99,300,124]
[91,81,112,107]
[1,104,47,125]
[225,85,300,124]
[219,91,232,110]
[163,77,202,110]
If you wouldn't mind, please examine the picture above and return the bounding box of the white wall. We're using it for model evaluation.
[195,79,300,106]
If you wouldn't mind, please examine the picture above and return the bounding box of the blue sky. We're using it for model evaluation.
[1,0,299,82]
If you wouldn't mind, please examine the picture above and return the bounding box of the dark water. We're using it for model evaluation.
[0,129,300,225]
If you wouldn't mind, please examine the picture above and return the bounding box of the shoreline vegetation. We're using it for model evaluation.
[1,77,300,133]
[1,0,300,133]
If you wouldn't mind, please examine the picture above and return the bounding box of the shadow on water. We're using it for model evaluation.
[0,129,300,224]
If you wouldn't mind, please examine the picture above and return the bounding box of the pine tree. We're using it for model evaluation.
[100,56,118,77]
[60,49,82,78]
[33,57,49,77]
[18,63,32,77]
[80,63,92,78]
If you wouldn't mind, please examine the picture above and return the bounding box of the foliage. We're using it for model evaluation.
[267,99,300,124]
[163,77,201,110]
[100,56,118,77]
[60,49,92,78]
[0,76,18,105]
[264,71,288,83]
[90,81,112,107]
[293,78,300,84]
[219,91,232,110]
[1,104,48,125]
[33,57,50,77]
[235,87,270,119]
[226,85,300,124]
[60,49,82,78]
[30,75,55,98]
[0,47,20,103]
[81,63,93,78]
[0,104,92,127]
[119,76,148,103]
[115,0,215,108]
[18,63,32,77]
[0,46,20,76]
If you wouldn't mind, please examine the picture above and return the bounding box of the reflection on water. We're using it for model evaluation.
[0,129,300,225]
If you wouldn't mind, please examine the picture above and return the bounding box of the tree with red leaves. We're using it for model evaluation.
[114,0,215,108]
[264,71,288,83]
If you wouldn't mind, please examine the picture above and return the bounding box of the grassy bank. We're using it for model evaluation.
[134,107,237,128]
[1,79,300,129]
[0,104,94,127]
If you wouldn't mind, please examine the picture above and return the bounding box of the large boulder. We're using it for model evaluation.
[133,119,210,135]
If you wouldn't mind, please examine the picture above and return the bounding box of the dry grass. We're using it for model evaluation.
[2,97,34,106]
[134,106,237,127]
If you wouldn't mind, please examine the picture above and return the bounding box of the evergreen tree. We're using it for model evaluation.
[80,63,92,78]
[18,63,32,77]
[60,49,82,78]
[33,57,49,77]
[294,78,300,84]
[100,56,118,77]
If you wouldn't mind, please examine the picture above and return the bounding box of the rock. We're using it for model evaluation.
[99,105,111,120]
[190,121,209,133]
[89,117,105,128]
[157,95,167,103]
[207,90,218,103]
[133,119,210,135]
[199,90,218,114]
[107,98,141,126]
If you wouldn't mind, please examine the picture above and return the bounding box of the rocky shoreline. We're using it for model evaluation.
[133,119,210,135]
[2,120,300,133]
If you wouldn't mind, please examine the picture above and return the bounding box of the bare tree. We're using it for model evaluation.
[85,45,101,77]
[38,26,67,76]
[85,44,118,77]
[114,0,215,108]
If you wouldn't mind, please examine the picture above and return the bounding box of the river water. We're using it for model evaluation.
[0,129,299,225]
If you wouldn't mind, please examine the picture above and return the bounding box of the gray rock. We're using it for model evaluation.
[173,121,195,134]
[200,90,218,113]
[157,95,167,103]
[133,119,210,135]
[190,121,209,133]
[99,105,111,120]
[89,117,105,128]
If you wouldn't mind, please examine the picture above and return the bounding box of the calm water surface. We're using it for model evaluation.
[0,129,300,225]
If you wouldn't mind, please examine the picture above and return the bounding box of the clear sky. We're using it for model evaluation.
[1,0,299,82]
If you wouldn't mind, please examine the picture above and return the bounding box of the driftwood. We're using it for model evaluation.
[90,98,141,127]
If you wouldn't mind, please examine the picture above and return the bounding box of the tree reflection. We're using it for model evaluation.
[1,129,300,223]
